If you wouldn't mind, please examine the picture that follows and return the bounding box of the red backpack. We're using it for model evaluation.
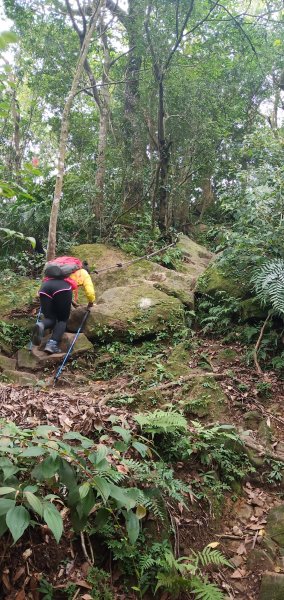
[44,256,83,279]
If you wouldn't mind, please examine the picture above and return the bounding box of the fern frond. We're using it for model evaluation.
[191,576,225,600]
[252,259,284,316]
[134,410,187,434]
[193,548,232,569]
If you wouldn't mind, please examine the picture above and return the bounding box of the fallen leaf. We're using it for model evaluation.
[22,548,32,560]
[231,555,244,567]
[2,574,11,591]
[82,595,93,600]
[206,541,220,549]
[231,568,246,579]
[15,591,26,600]
[75,580,92,590]
[14,567,25,583]
[236,543,247,555]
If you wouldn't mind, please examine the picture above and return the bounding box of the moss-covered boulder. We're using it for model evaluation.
[1,369,38,386]
[165,341,193,377]
[266,506,284,547]
[239,297,267,320]
[0,277,39,327]
[259,573,284,600]
[68,285,185,341]
[71,239,212,308]
[180,375,227,417]
[197,263,249,298]
[0,354,17,371]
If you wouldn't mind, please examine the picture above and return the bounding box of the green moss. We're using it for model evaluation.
[197,264,249,298]
[181,375,227,418]
[239,297,267,320]
[0,278,39,323]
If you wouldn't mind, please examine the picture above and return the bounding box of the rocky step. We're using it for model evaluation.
[16,333,93,371]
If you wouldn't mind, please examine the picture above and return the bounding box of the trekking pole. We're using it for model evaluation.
[28,308,42,351]
[54,309,90,385]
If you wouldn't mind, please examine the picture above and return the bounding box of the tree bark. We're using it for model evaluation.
[93,12,111,230]
[47,1,103,260]
[123,0,143,210]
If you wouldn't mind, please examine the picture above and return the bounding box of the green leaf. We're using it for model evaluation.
[32,456,60,480]
[0,487,16,496]
[0,514,8,536]
[114,441,128,453]
[93,476,111,502]
[24,492,43,517]
[79,482,90,500]
[6,506,30,543]
[109,485,139,510]
[124,510,140,544]
[132,441,148,457]
[21,446,45,457]
[112,426,132,444]
[35,425,59,436]
[94,507,110,529]
[43,503,63,543]
[0,498,16,516]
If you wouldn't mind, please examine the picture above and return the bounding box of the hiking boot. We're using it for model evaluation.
[32,321,44,346]
[44,339,61,354]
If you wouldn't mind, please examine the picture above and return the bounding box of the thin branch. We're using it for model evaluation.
[175,0,180,40]
[253,314,271,374]
[184,0,220,38]
[164,0,195,72]
[74,77,139,96]
[215,1,263,70]
[65,0,83,37]
[105,0,127,26]
[144,3,161,82]
[109,46,135,69]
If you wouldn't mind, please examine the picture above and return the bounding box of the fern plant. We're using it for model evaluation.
[154,545,232,599]
[134,409,188,435]
[252,259,284,316]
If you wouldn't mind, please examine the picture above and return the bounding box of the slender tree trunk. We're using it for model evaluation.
[123,0,143,210]
[12,89,21,179]
[47,1,103,260]
[93,13,110,230]
[157,79,171,231]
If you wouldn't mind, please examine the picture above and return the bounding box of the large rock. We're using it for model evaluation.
[266,506,284,547]
[0,354,16,371]
[196,263,250,299]
[68,285,185,341]
[71,239,213,309]
[17,333,93,370]
[2,369,38,386]
[259,573,284,600]
[176,234,214,278]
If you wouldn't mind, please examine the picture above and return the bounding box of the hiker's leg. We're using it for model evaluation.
[51,289,73,343]
[39,294,56,331]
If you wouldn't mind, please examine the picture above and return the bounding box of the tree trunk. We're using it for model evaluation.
[47,1,103,260]
[93,13,110,230]
[123,0,143,210]
[157,79,171,232]
[12,89,21,179]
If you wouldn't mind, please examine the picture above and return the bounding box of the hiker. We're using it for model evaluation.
[32,256,95,354]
